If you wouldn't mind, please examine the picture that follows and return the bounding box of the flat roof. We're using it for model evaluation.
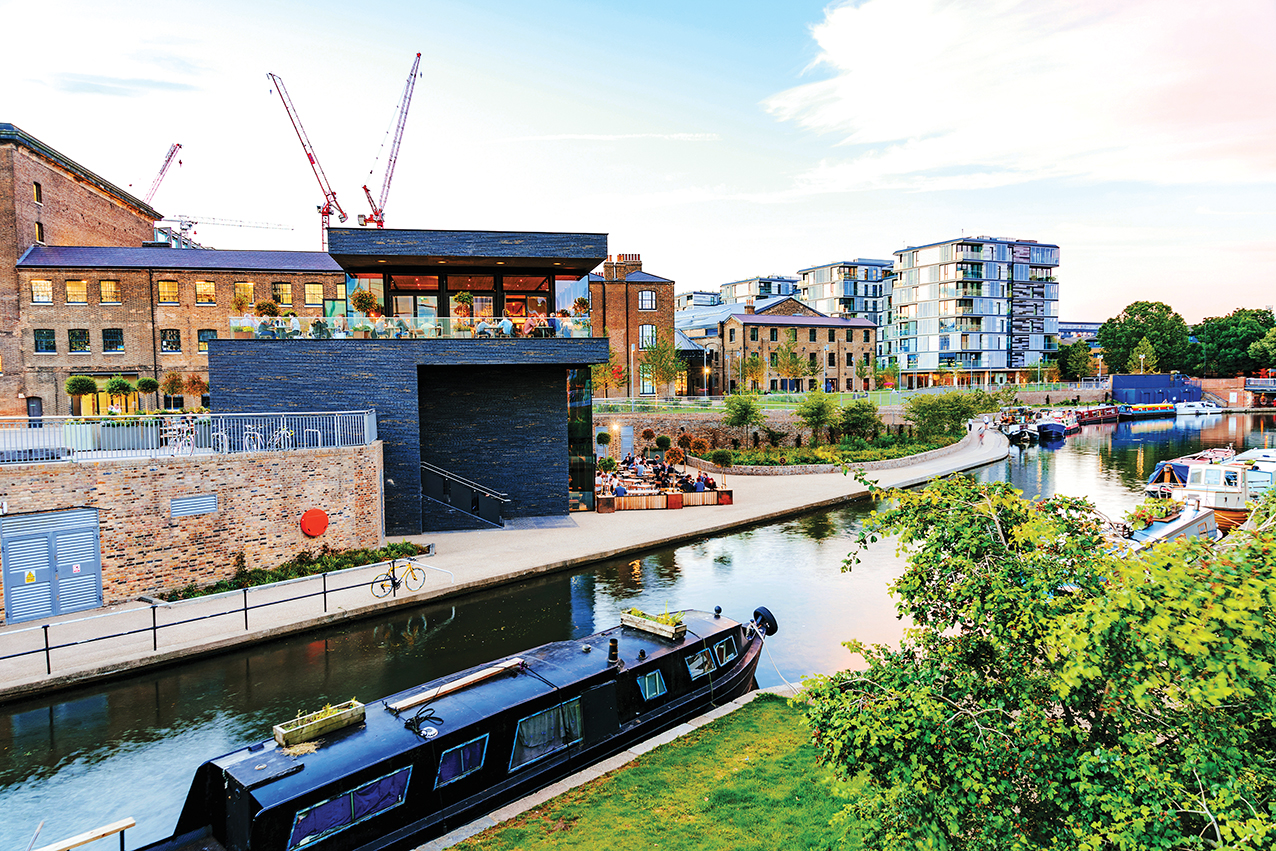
[796,258,893,273]
[16,245,341,273]
[894,235,1059,254]
[327,228,607,275]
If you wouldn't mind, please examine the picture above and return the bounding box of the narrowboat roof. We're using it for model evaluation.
[217,610,738,810]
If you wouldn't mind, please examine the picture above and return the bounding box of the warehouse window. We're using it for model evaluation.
[749,327,758,342]
[158,280,179,304]
[100,280,120,304]
[195,281,216,305]
[638,290,656,310]
[35,222,45,243]
[69,329,90,353]
[197,329,218,353]
[639,324,656,349]
[34,329,55,353]
[272,282,292,306]
[66,280,88,304]
[31,280,53,303]
[235,281,255,304]
[769,328,778,342]
[160,329,181,353]
[305,283,324,306]
[102,329,124,353]
[33,182,42,204]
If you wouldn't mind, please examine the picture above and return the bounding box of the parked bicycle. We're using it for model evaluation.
[267,424,294,450]
[241,425,264,453]
[162,418,196,456]
[371,559,427,598]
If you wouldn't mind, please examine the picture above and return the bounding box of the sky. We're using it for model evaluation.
[3,0,1274,324]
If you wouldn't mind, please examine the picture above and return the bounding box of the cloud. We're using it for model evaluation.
[766,0,1276,193]
[502,132,720,143]
[50,74,198,97]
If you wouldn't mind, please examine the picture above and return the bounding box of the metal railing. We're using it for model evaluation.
[229,314,594,341]
[0,410,377,464]
[420,462,509,527]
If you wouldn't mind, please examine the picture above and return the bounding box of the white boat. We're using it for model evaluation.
[1109,498,1221,555]
[1167,462,1253,531]
[1175,401,1223,415]
[1232,448,1276,497]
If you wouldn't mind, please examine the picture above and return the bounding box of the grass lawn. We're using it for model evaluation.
[454,693,862,851]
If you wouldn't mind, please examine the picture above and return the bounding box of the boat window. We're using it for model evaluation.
[510,698,583,771]
[686,648,716,680]
[1225,470,1239,487]
[435,734,489,788]
[288,766,412,848]
[637,669,667,701]
[1205,469,1222,486]
[714,636,738,667]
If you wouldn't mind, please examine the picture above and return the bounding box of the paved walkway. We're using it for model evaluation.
[0,431,1007,703]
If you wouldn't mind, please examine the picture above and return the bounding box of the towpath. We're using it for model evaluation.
[0,431,1007,702]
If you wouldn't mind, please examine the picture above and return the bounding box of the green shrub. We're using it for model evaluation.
[655,435,672,450]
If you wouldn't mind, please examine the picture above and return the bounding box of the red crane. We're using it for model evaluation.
[267,72,347,249]
[144,143,182,205]
[360,53,422,228]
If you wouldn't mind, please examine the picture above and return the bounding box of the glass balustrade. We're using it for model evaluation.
[227,314,594,340]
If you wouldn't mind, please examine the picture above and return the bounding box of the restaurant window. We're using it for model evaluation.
[390,274,439,290]
[66,280,87,304]
[272,282,292,306]
[510,698,582,771]
[637,669,667,701]
[639,365,654,395]
[769,328,778,342]
[749,327,758,342]
[69,329,90,353]
[435,735,488,788]
[100,280,120,303]
[639,324,657,349]
[235,281,255,304]
[503,275,548,291]
[34,329,55,353]
[288,766,412,850]
[31,280,53,304]
[638,290,656,310]
[304,283,324,306]
[195,281,216,305]
[158,280,179,304]
[102,328,124,353]
[198,329,218,353]
[160,329,181,353]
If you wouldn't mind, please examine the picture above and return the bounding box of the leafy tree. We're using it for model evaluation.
[65,375,99,415]
[1195,308,1275,376]
[796,390,837,445]
[591,348,628,397]
[708,448,733,484]
[1249,328,1276,370]
[104,374,135,412]
[741,353,767,390]
[690,437,709,456]
[160,372,184,402]
[595,430,611,457]
[875,360,899,389]
[804,477,1276,850]
[854,359,873,391]
[722,393,768,443]
[1057,339,1095,381]
[183,373,209,403]
[1128,335,1159,374]
[654,434,671,451]
[137,377,160,410]
[639,332,684,396]
[903,391,977,439]
[1097,301,1193,374]
[773,331,816,392]
[839,400,883,441]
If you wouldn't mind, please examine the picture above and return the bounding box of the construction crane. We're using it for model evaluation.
[164,215,293,238]
[143,143,182,205]
[266,72,347,249]
[360,52,422,228]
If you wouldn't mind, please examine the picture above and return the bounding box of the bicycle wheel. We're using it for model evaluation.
[244,433,263,452]
[404,566,427,592]
[371,574,395,599]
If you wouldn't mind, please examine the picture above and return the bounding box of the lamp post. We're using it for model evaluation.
[823,345,829,394]
[703,366,709,399]
[1096,353,1103,380]
[1139,353,1146,375]
[629,343,637,398]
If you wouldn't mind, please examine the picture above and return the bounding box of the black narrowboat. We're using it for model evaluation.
[141,605,778,851]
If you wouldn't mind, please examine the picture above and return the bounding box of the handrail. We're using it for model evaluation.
[33,818,134,851]
[420,461,510,501]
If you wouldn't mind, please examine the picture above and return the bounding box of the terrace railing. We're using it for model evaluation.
[228,314,594,341]
[0,410,377,465]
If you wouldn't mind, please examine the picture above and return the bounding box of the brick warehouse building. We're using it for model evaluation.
[587,254,676,396]
[720,311,876,393]
[1,123,160,416]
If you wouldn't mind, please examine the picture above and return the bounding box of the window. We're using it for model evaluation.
[728,328,735,343]
[749,327,758,342]
[863,351,872,364]
[195,281,215,305]
[305,283,324,306]
[639,364,654,395]
[35,222,45,243]
[69,329,89,353]
[846,329,853,342]
[66,280,87,304]
[158,280,179,303]
[436,734,488,788]
[235,281,255,304]
[828,329,835,343]
[808,329,817,342]
[272,282,292,306]
[637,669,667,701]
[32,280,52,303]
[639,324,657,349]
[638,290,656,310]
[846,353,853,367]
[714,636,738,667]
[863,330,871,343]
[33,182,42,204]
[287,766,412,850]
[846,377,854,391]
[102,328,124,353]
[769,352,777,368]
[198,329,218,353]
[686,649,716,680]
[100,280,120,303]
[769,328,778,342]
[164,394,184,410]
[160,329,181,353]
[34,329,55,353]
[828,352,835,367]
[808,352,817,366]
[770,379,778,391]
[808,378,817,390]
[510,698,583,770]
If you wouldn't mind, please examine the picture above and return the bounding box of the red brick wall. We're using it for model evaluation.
[588,254,675,396]
[0,443,383,620]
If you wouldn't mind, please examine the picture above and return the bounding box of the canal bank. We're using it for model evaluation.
[0,431,1007,703]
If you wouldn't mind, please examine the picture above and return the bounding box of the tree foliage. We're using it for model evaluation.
[722,393,768,436]
[1196,309,1276,377]
[803,477,1276,850]
[1097,301,1194,375]
[1129,336,1159,374]
[65,375,99,398]
[839,400,883,441]
[591,348,629,397]
[774,331,818,390]
[1249,328,1276,371]
[741,353,767,389]
[796,390,837,445]
[1057,339,1095,381]
[640,332,684,395]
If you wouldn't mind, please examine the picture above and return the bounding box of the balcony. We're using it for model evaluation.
[227,314,595,340]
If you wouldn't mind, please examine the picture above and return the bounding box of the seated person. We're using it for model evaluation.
[475,318,494,337]
[394,317,410,338]
[498,315,515,337]
[556,310,573,337]
[256,319,277,339]
[694,477,706,493]
[634,461,647,477]
[706,476,717,490]
[622,452,634,467]
[613,482,628,497]
[419,316,439,337]
[680,476,695,493]
[309,318,331,339]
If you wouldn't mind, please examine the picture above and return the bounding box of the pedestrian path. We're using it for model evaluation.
[0,431,1007,702]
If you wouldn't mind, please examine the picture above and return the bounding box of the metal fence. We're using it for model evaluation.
[0,410,377,464]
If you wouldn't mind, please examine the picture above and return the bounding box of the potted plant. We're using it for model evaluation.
[452,291,474,334]
[64,375,100,449]
[620,607,686,641]
[1125,497,1182,531]
[650,434,672,461]
[137,377,160,409]
[596,430,612,457]
[230,293,253,338]
[273,698,365,747]
[572,296,590,315]
[350,288,379,316]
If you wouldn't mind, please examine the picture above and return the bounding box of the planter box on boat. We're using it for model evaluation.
[273,699,365,747]
[620,610,687,641]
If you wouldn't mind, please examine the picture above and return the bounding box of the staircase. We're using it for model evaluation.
[420,462,510,528]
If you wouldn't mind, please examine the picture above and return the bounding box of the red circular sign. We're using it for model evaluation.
[300,509,329,537]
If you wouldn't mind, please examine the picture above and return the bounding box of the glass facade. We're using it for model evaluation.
[568,368,595,511]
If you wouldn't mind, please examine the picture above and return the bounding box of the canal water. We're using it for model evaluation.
[3,412,1274,850]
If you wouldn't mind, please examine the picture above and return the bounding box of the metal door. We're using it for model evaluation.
[2,509,102,624]
[26,396,43,428]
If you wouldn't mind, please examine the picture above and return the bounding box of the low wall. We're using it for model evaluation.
[683,433,970,476]
[0,444,384,621]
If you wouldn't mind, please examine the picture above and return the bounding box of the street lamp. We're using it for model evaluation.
[1139,353,1146,375]
[823,345,829,393]
[629,343,637,398]
[703,366,709,399]
[1096,353,1103,380]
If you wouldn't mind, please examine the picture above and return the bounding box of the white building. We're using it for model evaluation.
[796,259,893,325]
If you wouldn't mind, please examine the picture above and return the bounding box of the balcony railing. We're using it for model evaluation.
[227,314,594,341]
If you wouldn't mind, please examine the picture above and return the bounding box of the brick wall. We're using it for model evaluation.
[589,254,676,396]
[0,443,383,621]
[720,317,876,394]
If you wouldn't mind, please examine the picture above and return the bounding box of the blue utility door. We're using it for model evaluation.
[2,509,102,624]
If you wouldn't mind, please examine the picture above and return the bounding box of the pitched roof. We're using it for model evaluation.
[674,329,703,351]
[15,245,342,273]
[675,296,809,330]
[732,314,875,328]
[625,270,673,283]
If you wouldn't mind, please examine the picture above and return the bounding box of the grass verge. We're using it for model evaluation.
[456,692,862,851]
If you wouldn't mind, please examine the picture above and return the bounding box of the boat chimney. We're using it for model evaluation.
[607,638,619,664]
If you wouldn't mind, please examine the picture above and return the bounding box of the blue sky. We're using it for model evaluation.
[5,0,1274,323]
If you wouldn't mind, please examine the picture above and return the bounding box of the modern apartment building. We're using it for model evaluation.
[674,291,721,311]
[796,259,893,325]
[889,236,1059,387]
[719,274,797,304]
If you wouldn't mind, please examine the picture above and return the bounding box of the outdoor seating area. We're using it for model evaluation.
[227,314,594,341]
[594,453,734,513]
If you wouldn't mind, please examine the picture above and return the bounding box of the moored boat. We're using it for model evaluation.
[1175,400,1223,415]
[1108,497,1221,555]
[1167,462,1253,531]
[135,605,777,851]
[1118,403,1176,421]
[1035,410,1080,440]
[1145,446,1237,496]
[1076,405,1119,425]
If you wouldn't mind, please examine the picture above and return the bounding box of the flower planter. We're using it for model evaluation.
[100,422,161,451]
[273,699,365,747]
[64,422,98,451]
[620,611,687,641]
